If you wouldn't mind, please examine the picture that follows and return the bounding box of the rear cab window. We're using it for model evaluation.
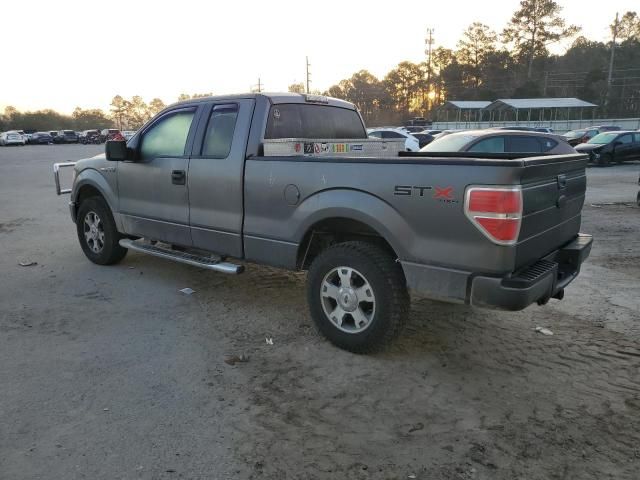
[201,104,239,158]
[264,104,366,139]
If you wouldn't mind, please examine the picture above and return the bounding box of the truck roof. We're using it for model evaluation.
[172,92,356,110]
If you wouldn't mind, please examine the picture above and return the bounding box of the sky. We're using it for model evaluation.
[1,0,637,114]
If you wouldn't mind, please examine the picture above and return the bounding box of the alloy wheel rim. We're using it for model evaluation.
[83,211,105,254]
[320,266,376,334]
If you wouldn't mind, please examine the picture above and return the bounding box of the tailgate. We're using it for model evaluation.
[516,154,587,269]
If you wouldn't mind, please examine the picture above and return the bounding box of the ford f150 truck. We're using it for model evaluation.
[54,93,592,353]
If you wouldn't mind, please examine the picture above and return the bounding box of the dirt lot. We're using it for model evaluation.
[1,145,639,480]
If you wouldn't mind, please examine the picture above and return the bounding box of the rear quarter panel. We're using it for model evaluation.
[243,157,525,274]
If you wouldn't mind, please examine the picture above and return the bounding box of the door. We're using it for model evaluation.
[614,133,634,161]
[634,133,640,160]
[187,99,255,258]
[118,107,198,246]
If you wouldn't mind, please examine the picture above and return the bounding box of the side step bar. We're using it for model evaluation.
[119,239,244,274]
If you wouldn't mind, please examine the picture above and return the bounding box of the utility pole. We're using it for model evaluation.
[251,77,262,93]
[305,56,311,94]
[605,12,619,116]
[424,28,435,112]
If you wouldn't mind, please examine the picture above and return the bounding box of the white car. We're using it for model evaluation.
[366,128,420,152]
[0,131,26,146]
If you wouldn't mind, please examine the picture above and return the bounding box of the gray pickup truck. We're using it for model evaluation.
[54,93,592,353]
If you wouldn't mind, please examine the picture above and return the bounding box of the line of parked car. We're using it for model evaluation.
[365,124,640,166]
[0,129,136,146]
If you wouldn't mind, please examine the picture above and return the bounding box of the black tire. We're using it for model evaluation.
[598,153,612,167]
[76,196,127,265]
[307,241,409,353]
[637,190,640,207]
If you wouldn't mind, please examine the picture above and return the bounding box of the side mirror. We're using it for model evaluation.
[105,140,128,161]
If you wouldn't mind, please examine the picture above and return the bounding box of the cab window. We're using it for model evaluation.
[201,104,238,158]
[140,109,195,160]
[618,134,632,144]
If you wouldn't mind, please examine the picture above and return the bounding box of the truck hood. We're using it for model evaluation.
[73,153,108,174]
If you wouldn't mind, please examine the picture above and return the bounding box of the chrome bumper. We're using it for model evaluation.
[53,162,76,195]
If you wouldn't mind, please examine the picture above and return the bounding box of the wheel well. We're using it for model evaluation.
[74,185,103,219]
[297,217,397,270]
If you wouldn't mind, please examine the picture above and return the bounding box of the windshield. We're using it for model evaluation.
[420,133,478,152]
[588,132,618,144]
[564,130,586,139]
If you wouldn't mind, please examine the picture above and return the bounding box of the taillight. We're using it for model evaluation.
[465,187,522,245]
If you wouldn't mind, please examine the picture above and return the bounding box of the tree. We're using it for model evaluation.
[383,62,425,114]
[72,107,112,130]
[148,98,166,116]
[614,11,640,42]
[288,83,306,94]
[502,0,580,79]
[124,96,150,129]
[110,95,127,130]
[457,22,498,89]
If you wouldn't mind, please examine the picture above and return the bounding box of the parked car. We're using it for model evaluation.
[574,131,640,166]
[79,130,101,144]
[432,129,466,140]
[49,131,59,142]
[53,93,592,353]
[563,129,591,146]
[53,130,79,144]
[421,129,442,136]
[29,132,54,144]
[412,132,435,149]
[100,129,122,142]
[367,128,420,151]
[420,130,574,155]
[14,130,30,143]
[534,127,554,133]
[401,126,425,133]
[0,131,26,146]
[492,126,540,132]
[592,125,621,132]
[122,130,137,141]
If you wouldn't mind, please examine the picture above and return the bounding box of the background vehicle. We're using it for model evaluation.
[100,129,121,143]
[0,131,26,146]
[574,131,640,166]
[420,130,575,154]
[412,132,434,148]
[432,129,466,140]
[55,93,591,353]
[534,127,554,133]
[492,126,539,132]
[29,132,53,144]
[122,130,137,141]
[563,129,591,146]
[367,127,420,151]
[53,130,79,144]
[401,126,425,133]
[79,130,101,144]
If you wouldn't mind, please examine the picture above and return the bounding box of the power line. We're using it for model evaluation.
[306,57,311,94]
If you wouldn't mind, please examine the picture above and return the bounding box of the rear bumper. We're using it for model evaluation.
[402,233,593,311]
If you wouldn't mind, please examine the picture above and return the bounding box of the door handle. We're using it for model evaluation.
[171,170,186,185]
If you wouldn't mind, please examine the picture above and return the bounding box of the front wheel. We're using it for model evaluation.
[76,196,127,265]
[307,241,409,353]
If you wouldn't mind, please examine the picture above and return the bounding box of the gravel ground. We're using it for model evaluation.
[1,145,639,480]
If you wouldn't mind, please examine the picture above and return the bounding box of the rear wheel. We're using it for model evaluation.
[307,241,409,353]
[597,153,612,167]
[76,196,127,265]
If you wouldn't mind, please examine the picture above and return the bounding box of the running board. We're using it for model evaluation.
[119,239,244,274]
